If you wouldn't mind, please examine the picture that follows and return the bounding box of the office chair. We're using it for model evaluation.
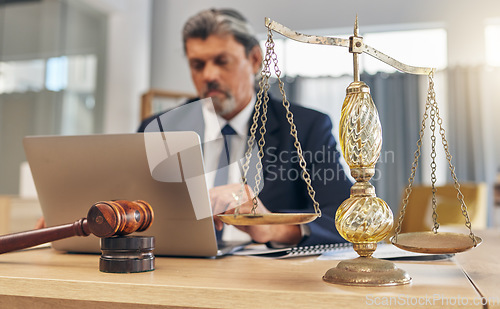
[396,183,487,233]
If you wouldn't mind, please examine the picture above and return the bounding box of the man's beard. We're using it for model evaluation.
[211,95,237,116]
[203,81,237,116]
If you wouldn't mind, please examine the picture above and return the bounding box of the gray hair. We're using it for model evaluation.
[182,8,260,56]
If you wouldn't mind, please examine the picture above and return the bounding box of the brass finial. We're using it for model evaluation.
[351,15,361,82]
[354,14,359,37]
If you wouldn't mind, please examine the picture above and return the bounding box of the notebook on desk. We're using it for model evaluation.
[23,132,245,257]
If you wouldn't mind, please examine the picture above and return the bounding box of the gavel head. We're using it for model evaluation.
[87,200,154,238]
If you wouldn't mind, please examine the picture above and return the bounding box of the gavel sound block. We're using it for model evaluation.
[0,200,155,273]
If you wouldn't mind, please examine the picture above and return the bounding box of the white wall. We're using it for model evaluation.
[83,0,153,133]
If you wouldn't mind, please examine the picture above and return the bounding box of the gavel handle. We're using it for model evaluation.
[0,218,90,254]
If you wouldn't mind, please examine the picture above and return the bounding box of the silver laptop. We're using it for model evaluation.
[23,132,243,257]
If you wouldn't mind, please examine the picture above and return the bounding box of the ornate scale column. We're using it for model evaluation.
[322,20,410,286]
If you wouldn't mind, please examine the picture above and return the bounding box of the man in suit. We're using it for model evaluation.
[139,8,352,247]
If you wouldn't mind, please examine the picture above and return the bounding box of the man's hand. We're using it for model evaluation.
[34,217,46,229]
[209,184,302,245]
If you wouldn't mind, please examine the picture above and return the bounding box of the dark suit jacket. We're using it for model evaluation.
[138,96,353,246]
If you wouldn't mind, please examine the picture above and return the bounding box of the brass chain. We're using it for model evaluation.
[241,28,272,214]
[429,78,440,233]
[267,31,321,217]
[241,26,321,216]
[394,71,476,245]
[427,74,477,245]
[393,75,431,240]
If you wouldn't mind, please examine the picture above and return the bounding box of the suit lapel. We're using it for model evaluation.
[156,99,206,151]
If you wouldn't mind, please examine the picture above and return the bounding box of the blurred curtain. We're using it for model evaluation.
[362,72,422,212]
[447,66,500,225]
[270,72,422,213]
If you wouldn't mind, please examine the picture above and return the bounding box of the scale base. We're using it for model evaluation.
[323,256,411,286]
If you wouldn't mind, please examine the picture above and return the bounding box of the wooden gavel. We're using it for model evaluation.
[0,200,154,254]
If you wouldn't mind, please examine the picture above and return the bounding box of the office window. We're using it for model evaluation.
[260,28,447,77]
[363,29,447,74]
[260,34,351,77]
[59,54,98,135]
[0,0,106,195]
[0,59,45,93]
[485,24,500,66]
[45,56,68,92]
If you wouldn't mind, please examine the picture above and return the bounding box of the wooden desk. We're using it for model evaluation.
[0,196,10,235]
[455,229,500,309]
[0,245,488,308]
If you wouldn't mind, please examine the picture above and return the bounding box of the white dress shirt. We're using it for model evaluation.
[201,96,255,189]
[201,96,255,242]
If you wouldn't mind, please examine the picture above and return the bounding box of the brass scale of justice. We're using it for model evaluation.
[217,16,481,286]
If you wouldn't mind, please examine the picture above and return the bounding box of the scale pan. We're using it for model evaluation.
[391,231,482,254]
[217,213,318,225]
